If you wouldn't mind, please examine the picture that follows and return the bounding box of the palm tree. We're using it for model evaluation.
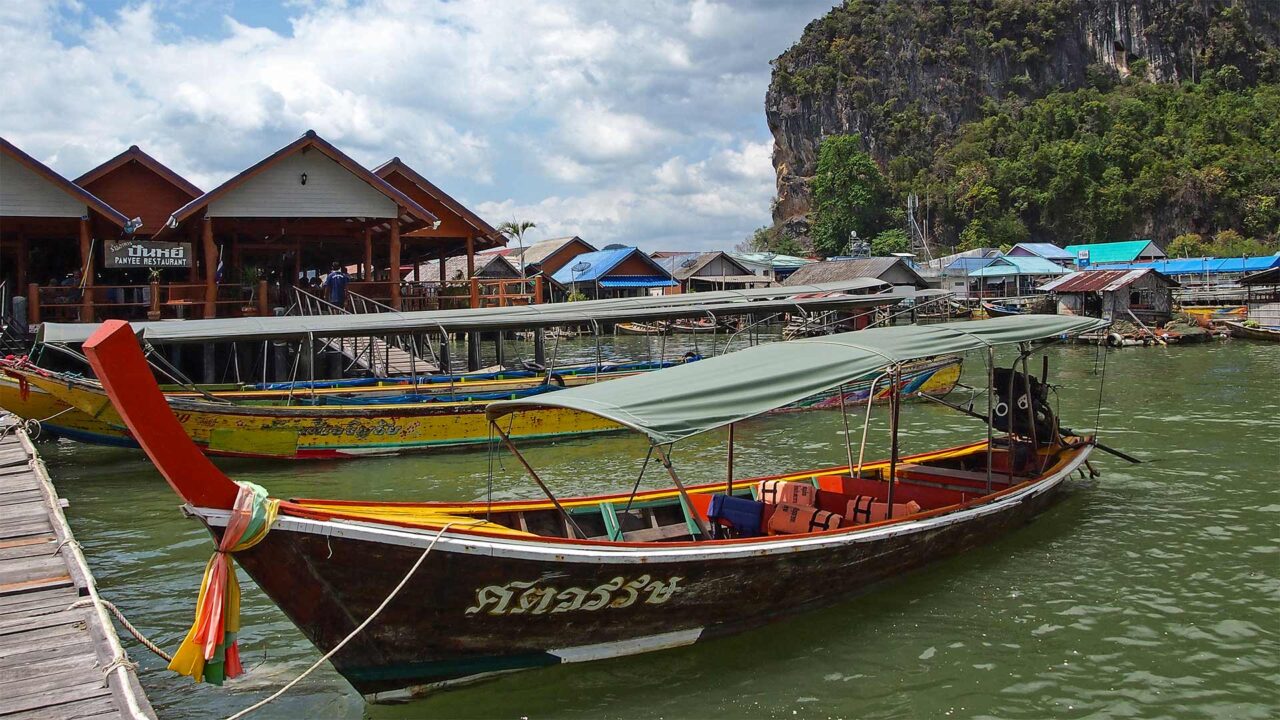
[497,220,537,280]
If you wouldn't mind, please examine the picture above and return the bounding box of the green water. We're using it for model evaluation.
[43,339,1279,719]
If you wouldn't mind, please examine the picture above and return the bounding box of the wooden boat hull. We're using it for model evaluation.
[981,301,1022,318]
[1225,320,1280,342]
[22,371,621,459]
[0,375,136,447]
[615,322,667,335]
[13,355,961,458]
[210,444,1089,698]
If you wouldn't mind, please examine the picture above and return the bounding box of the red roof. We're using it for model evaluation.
[1039,268,1177,293]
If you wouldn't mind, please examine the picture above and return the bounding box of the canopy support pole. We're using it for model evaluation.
[886,364,902,518]
[725,423,735,496]
[653,444,710,539]
[491,421,587,540]
[838,384,855,474]
[855,370,890,477]
[986,347,995,493]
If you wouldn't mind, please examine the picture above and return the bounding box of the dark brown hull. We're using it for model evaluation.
[216,454,1084,699]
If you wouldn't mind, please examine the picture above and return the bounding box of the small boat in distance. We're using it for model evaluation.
[981,300,1023,318]
[81,315,1108,699]
[1224,320,1280,342]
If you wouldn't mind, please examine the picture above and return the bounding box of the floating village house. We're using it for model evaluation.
[1006,242,1075,268]
[729,252,813,282]
[550,247,677,299]
[1039,268,1178,325]
[965,256,1070,298]
[782,256,929,289]
[506,236,597,278]
[650,251,768,293]
[1239,266,1280,327]
[0,132,511,325]
[0,138,130,325]
[1063,239,1166,267]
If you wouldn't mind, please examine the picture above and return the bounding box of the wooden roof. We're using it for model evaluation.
[154,130,437,239]
[74,145,203,198]
[373,157,503,250]
[0,137,129,226]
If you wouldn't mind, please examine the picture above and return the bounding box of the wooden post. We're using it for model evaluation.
[466,233,475,279]
[363,226,373,282]
[469,277,480,309]
[27,283,39,325]
[78,217,94,321]
[726,423,735,497]
[438,247,447,285]
[15,232,26,293]
[257,279,268,317]
[202,217,216,318]
[390,210,402,309]
[412,252,421,282]
[534,274,543,304]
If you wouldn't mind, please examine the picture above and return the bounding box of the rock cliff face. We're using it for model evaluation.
[766,0,1280,243]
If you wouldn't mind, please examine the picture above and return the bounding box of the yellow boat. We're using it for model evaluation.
[0,372,135,447]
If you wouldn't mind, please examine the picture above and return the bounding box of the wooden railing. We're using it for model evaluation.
[26,281,268,324]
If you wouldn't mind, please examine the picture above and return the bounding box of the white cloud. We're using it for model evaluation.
[0,0,831,251]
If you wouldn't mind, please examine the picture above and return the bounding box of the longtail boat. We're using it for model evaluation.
[83,315,1108,699]
[981,300,1023,318]
[5,354,960,458]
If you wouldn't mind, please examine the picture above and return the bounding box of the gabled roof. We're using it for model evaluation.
[1062,239,1165,264]
[0,137,129,226]
[550,247,674,284]
[730,252,814,269]
[782,257,928,288]
[74,145,203,198]
[155,130,437,238]
[409,252,518,282]
[1009,242,1072,260]
[372,157,500,241]
[652,251,754,281]
[521,236,596,267]
[968,256,1072,278]
[943,256,1000,272]
[1039,268,1178,292]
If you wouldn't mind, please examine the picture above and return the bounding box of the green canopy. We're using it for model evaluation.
[37,279,910,345]
[487,315,1109,444]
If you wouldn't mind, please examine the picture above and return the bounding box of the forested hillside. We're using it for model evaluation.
[759,0,1280,258]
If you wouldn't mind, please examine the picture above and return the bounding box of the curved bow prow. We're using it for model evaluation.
[83,320,239,509]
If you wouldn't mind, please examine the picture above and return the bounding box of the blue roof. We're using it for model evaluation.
[551,247,674,284]
[1009,243,1073,260]
[598,276,679,288]
[969,256,1072,278]
[1103,255,1280,275]
[944,256,1000,272]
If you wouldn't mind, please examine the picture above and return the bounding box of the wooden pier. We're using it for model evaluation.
[0,420,154,719]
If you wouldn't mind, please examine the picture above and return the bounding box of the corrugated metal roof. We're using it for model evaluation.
[968,256,1071,277]
[782,257,928,288]
[598,276,679,288]
[944,257,1000,272]
[551,247,673,284]
[1039,268,1177,293]
[1101,255,1280,275]
[1062,239,1164,264]
[1010,242,1073,259]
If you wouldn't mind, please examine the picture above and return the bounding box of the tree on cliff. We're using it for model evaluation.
[810,135,889,257]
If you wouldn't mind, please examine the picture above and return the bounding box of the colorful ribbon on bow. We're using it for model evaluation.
[169,481,279,685]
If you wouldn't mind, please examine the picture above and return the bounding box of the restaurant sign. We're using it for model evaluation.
[105,240,193,268]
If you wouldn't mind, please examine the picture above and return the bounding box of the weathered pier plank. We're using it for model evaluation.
[0,421,154,719]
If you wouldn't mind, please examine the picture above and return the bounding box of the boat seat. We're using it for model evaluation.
[895,464,1027,486]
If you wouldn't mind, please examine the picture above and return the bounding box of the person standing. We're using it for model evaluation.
[320,262,350,307]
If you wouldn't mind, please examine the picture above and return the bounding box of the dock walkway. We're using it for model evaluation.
[0,420,154,719]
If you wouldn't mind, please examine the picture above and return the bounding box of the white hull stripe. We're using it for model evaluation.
[196,447,1091,565]
[549,628,705,663]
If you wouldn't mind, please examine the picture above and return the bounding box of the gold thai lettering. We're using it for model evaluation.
[467,575,683,616]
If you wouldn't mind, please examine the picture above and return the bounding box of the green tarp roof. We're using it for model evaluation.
[488,315,1109,444]
[39,279,915,345]
[1062,240,1163,264]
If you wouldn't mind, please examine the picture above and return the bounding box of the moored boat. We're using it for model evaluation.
[981,300,1023,318]
[82,315,1109,698]
[1224,320,1280,342]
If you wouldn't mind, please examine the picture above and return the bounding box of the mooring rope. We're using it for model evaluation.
[224,522,458,720]
[68,598,173,663]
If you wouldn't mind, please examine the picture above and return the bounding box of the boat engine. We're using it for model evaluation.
[992,366,1057,445]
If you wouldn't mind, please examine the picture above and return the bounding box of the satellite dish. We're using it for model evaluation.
[680,257,698,268]
[571,261,592,273]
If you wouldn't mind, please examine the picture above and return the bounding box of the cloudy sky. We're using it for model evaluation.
[1,0,833,251]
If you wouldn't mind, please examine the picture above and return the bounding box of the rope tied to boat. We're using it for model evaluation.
[169,481,279,686]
